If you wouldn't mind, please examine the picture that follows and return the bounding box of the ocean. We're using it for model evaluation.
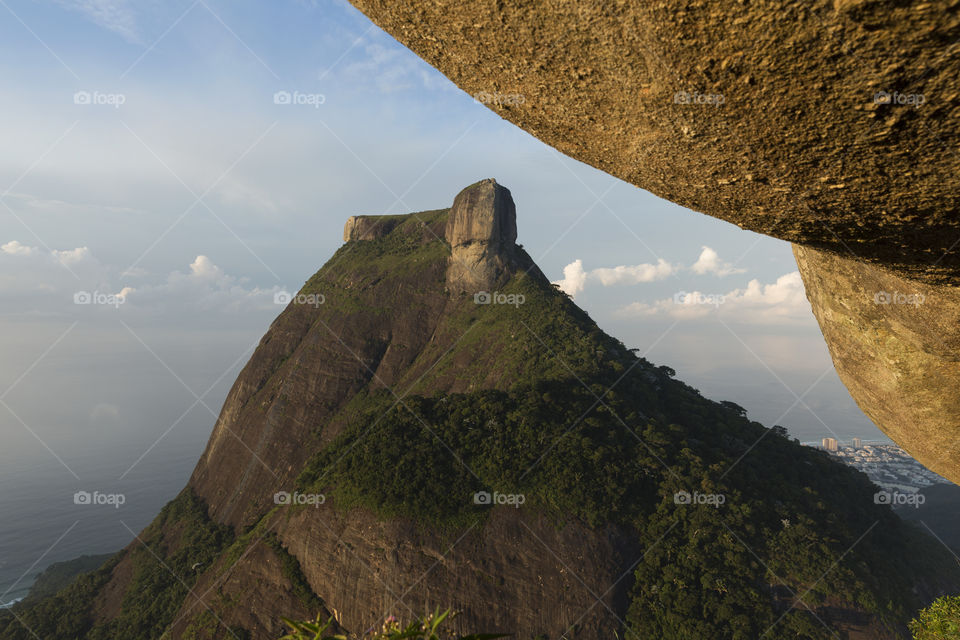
[0,434,204,607]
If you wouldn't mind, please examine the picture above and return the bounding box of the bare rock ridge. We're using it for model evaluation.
[345,0,960,483]
[342,215,401,242]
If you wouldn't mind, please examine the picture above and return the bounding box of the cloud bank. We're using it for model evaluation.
[621,271,811,325]
[552,245,744,297]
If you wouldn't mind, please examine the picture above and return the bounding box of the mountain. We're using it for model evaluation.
[344,0,960,495]
[2,179,959,640]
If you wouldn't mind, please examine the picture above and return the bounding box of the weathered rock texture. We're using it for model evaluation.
[444,178,519,291]
[795,245,960,481]
[343,215,402,242]
[274,505,639,638]
[348,0,960,285]
[346,0,960,481]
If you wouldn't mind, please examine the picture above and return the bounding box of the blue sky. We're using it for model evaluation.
[0,0,887,493]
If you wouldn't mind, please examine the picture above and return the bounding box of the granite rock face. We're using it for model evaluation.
[445,178,517,249]
[343,215,401,242]
[795,245,960,482]
[443,178,519,291]
[348,0,960,285]
[346,0,960,480]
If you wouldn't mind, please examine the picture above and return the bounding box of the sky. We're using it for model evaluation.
[0,0,892,535]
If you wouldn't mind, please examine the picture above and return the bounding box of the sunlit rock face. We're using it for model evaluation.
[444,178,519,292]
[795,245,960,483]
[348,0,960,285]
[347,0,960,478]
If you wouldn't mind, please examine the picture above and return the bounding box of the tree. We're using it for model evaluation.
[911,595,960,639]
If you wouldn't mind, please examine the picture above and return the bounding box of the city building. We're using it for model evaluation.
[822,437,838,451]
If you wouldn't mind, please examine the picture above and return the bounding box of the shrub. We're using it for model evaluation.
[280,608,508,640]
[911,595,960,639]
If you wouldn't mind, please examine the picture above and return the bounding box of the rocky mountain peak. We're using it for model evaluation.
[342,179,521,292]
[444,178,517,249]
[444,178,519,291]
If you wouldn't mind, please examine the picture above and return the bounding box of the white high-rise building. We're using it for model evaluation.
[853,437,863,449]
[822,437,838,452]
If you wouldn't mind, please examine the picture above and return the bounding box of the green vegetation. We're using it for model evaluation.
[305,209,450,290]
[280,608,507,640]
[0,488,232,640]
[298,372,946,638]
[264,532,326,613]
[911,595,960,639]
[292,223,958,639]
[0,554,119,639]
[5,209,958,639]
[19,553,115,605]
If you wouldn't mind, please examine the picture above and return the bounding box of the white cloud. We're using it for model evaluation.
[0,243,282,321]
[188,255,224,281]
[591,259,676,286]
[1,240,37,256]
[552,258,675,297]
[553,259,587,296]
[53,246,92,265]
[620,271,812,325]
[690,246,746,277]
[553,246,746,297]
[122,255,289,319]
[1,240,95,269]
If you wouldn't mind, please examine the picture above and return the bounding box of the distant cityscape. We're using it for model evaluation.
[809,439,951,493]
